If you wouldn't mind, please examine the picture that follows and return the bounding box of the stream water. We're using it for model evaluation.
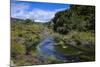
[36,36,80,63]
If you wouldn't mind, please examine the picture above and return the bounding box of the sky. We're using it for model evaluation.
[11,0,70,22]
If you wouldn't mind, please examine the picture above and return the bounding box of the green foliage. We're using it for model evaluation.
[22,19,34,24]
[11,43,26,56]
[11,19,46,65]
[71,32,95,41]
[54,31,95,61]
[11,5,95,65]
[52,5,95,34]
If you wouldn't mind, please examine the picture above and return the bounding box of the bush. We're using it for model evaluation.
[11,43,26,57]
[24,19,33,24]
[52,5,95,34]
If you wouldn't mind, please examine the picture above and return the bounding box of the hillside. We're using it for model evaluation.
[52,5,95,34]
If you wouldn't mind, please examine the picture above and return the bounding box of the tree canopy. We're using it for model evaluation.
[52,5,95,34]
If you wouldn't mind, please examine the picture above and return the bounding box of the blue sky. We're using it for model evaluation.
[11,0,70,22]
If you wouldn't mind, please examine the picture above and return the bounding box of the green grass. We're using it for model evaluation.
[11,21,95,65]
[55,45,80,55]
[11,22,46,65]
[54,31,95,61]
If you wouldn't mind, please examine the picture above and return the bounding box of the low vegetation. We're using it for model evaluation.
[11,5,95,66]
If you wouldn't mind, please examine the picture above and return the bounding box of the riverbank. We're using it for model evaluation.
[11,20,95,66]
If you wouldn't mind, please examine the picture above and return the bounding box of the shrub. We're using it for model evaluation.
[11,43,26,57]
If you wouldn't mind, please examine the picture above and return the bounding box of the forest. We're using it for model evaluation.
[11,5,95,66]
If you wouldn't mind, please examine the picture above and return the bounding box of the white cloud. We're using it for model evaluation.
[11,3,67,22]
[11,3,30,19]
[28,9,57,22]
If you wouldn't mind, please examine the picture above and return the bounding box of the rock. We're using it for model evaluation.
[65,39,77,46]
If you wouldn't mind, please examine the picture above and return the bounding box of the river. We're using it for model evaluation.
[36,36,80,63]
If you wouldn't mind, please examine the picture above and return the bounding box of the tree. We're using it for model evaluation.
[24,19,34,24]
[52,5,95,34]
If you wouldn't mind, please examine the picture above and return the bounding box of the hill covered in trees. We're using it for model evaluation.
[52,5,95,34]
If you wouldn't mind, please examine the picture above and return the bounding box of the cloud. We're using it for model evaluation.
[11,2,67,22]
[11,3,30,18]
[27,9,57,22]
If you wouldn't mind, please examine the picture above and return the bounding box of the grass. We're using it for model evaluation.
[54,31,95,61]
[55,45,80,55]
[11,22,95,65]
[11,22,46,66]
